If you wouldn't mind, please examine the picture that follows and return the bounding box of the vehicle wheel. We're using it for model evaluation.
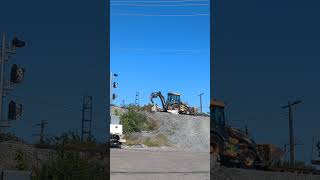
[240,150,255,168]
[211,134,224,158]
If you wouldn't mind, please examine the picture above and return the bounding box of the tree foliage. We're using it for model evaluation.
[120,108,156,133]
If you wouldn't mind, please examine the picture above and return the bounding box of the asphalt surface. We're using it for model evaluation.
[110,147,210,180]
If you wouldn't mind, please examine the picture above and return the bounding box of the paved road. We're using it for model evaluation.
[110,147,210,180]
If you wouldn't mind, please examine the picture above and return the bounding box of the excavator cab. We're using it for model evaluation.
[167,92,181,106]
[210,100,226,130]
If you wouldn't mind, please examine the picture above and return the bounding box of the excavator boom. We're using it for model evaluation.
[150,91,167,111]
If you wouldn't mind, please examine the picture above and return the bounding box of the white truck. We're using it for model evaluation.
[110,123,126,148]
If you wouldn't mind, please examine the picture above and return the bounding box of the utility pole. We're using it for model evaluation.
[135,92,139,106]
[198,93,204,113]
[81,96,93,142]
[0,33,26,133]
[282,100,302,167]
[34,120,48,144]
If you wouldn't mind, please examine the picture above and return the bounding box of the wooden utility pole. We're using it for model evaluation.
[282,100,302,167]
[198,93,204,113]
[34,120,48,144]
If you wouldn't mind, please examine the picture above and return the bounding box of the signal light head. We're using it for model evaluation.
[12,37,26,48]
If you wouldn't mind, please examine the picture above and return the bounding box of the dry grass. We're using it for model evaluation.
[143,134,171,147]
[124,133,171,147]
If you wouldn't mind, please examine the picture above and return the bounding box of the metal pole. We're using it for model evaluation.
[39,120,48,144]
[81,97,85,141]
[282,100,301,167]
[288,102,295,167]
[0,34,6,132]
[198,93,204,113]
[311,136,315,162]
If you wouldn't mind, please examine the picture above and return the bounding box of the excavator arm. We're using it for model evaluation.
[150,91,167,111]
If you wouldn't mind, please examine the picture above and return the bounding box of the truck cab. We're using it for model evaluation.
[211,100,226,130]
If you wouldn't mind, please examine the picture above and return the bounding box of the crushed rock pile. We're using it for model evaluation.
[142,111,210,152]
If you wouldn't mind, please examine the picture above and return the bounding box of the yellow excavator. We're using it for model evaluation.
[150,91,197,115]
[210,100,284,168]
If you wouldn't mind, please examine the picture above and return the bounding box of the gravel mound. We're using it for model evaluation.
[142,112,210,152]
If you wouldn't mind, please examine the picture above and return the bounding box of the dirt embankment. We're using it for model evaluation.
[142,111,210,151]
[111,106,210,151]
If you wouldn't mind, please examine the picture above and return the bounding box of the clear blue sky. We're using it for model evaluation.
[1,0,108,142]
[110,0,210,112]
[214,0,320,164]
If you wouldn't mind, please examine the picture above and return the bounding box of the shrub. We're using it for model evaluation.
[34,151,108,180]
[42,131,97,146]
[120,110,152,133]
[33,131,107,180]
[15,149,29,171]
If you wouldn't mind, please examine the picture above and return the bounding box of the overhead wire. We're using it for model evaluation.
[111,4,208,7]
[112,48,209,53]
[111,13,208,16]
[110,0,209,3]
[110,0,209,17]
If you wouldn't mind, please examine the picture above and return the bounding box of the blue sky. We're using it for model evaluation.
[110,0,210,112]
[214,0,320,164]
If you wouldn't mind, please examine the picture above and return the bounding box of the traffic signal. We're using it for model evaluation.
[113,82,118,88]
[112,93,117,100]
[12,37,26,48]
[8,101,23,120]
[10,64,25,83]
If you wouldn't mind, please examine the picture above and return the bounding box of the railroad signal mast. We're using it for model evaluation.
[110,72,118,105]
[0,33,26,133]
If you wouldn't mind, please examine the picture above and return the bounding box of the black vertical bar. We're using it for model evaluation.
[210,0,214,178]
[81,96,85,142]
[106,0,110,178]
[289,102,295,167]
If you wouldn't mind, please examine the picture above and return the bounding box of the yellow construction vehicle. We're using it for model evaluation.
[150,91,197,115]
[210,100,284,168]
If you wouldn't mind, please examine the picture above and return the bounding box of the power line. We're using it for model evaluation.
[112,48,209,53]
[111,3,208,7]
[111,0,209,3]
[111,13,209,16]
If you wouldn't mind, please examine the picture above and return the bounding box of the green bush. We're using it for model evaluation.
[34,150,108,180]
[33,131,107,180]
[42,131,97,146]
[120,110,153,133]
[15,149,29,171]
